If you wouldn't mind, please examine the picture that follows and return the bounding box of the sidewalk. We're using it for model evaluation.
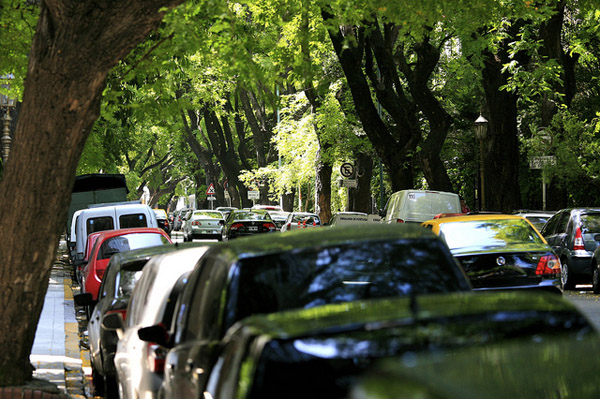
[28,241,91,398]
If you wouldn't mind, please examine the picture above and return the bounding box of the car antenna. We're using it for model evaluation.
[410,286,419,320]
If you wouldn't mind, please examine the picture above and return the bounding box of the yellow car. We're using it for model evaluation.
[422,214,561,293]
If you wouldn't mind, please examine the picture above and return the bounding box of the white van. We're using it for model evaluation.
[73,203,158,262]
[382,190,461,224]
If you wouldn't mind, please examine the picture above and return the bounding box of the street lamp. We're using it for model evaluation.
[0,79,16,164]
[474,115,488,210]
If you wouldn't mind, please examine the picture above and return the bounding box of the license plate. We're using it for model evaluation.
[248,226,258,231]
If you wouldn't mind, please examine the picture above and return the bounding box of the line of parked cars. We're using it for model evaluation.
[70,190,600,398]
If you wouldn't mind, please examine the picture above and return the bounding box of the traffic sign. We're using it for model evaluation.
[248,190,260,200]
[206,183,216,195]
[340,162,355,178]
[530,156,556,169]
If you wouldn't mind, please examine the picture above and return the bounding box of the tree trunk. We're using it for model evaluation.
[0,0,183,386]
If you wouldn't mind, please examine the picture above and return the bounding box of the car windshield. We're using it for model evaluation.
[439,218,545,250]
[193,211,222,219]
[97,233,169,260]
[228,238,467,327]
[114,270,144,300]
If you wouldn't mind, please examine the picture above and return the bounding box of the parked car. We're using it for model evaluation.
[182,210,224,241]
[153,208,171,235]
[158,224,471,398]
[351,334,600,399]
[80,227,172,306]
[73,203,159,262]
[540,208,600,290]
[250,204,283,212]
[512,209,555,231]
[111,245,211,399]
[221,209,278,241]
[328,211,369,226]
[216,206,238,219]
[76,231,103,284]
[74,244,185,397]
[381,189,461,224]
[267,210,290,230]
[203,290,594,399]
[423,214,561,293]
[172,208,190,231]
[280,212,321,232]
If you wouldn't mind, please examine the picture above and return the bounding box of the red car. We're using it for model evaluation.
[81,227,172,302]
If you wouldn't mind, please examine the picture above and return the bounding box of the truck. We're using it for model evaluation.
[67,173,129,252]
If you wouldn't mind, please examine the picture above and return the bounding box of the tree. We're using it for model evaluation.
[0,0,185,385]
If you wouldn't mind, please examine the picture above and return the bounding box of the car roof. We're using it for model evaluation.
[109,242,205,264]
[225,290,586,341]
[212,223,439,260]
[423,213,528,226]
[93,227,170,241]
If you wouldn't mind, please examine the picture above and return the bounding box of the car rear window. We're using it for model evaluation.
[233,211,271,221]
[97,233,169,260]
[439,218,544,250]
[119,213,148,228]
[193,211,223,219]
[228,238,469,328]
[86,216,114,235]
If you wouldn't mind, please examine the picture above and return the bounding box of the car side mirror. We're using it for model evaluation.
[102,312,124,339]
[73,258,85,267]
[138,324,170,348]
[219,220,224,225]
[73,293,93,307]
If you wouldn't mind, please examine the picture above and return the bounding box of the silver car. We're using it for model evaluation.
[182,210,224,241]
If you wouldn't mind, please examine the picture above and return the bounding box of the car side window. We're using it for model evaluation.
[87,216,114,235]
[557,212,571,234]
[184,254,229,341]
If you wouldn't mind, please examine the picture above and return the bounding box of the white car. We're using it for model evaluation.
[182,210,224,241]
[280,212,321,232]
[112,245,211,399]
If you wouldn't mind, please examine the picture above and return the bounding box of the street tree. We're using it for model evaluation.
[0,0,185,385]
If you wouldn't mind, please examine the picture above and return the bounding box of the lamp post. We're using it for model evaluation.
[474,115,488,210]
[0,79,15,165]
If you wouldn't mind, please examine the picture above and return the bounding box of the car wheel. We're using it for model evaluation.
[561,260,576,290]
[91,367,105,396]
[593,264,600,295]
[104,374,118,399]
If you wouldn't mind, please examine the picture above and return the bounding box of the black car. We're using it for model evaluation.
[221,209,278,240]
[423,214,561,293]
[352,334,600,399]
[74,243,200,397]
[204,291,594,399]
[541,208,600,290]
[156,224,472,399]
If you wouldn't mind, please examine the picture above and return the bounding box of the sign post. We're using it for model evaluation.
[529,156,556,210]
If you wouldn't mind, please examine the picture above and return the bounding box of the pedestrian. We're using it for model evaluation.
[460,197,471,213]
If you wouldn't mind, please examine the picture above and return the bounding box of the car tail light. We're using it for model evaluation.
[147,343,167,373]
[396,219,405,223]
[105,308,127,320]
[297,221,302,228]
[263,223,276,231]
[96,267,106,280]
[230,223,244,231]
[192,221,201,226]
[574,227,585,250]
[536,254,561,275]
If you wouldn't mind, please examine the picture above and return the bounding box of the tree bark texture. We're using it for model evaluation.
[0,0,184,386]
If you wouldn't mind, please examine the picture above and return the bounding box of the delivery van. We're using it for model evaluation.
[73,203,158,262]
[381,190,461,224]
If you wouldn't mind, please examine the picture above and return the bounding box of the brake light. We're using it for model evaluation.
[105,308,127,320]
[574,227,585,250]
[96,267,106,280]
[536,254,561,275]
[396,219,405,223]
[263,223,276,231]
[230,223,244,231]
[192,221,201,226]
[147,343,167,373]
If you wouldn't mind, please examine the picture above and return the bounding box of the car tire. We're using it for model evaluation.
[104,374,118,399]
[91,367,105,396]
[561,260,576,290]
[593,265,600,294]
